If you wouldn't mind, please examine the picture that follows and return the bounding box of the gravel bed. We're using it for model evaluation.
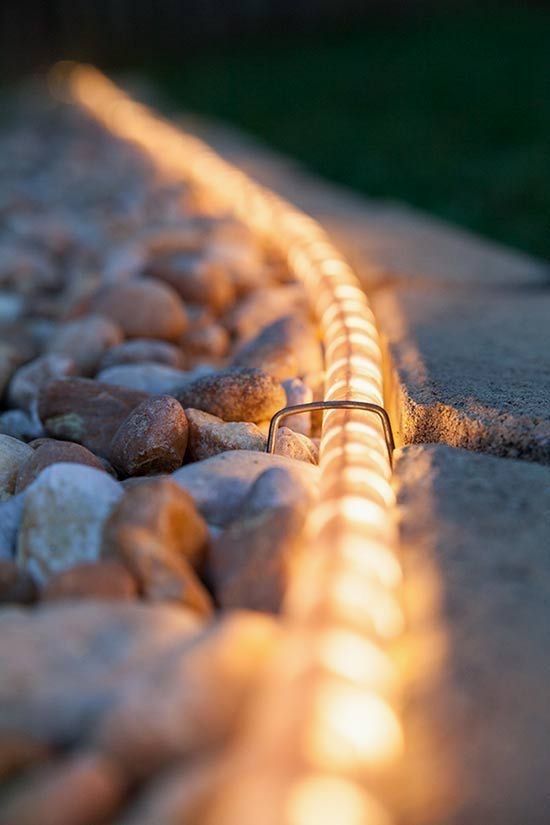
[0,88,322,823]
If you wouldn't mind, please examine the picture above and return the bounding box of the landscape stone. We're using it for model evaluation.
[0,602,275,780]
[96,362,188,394]
[8,353,76,411]
[0,559,37,604]
[208,467,310,612]
[185,408,266,461]
[274,427,318,464]
[47,314,123,376]
[17,463,123,584]
[41,560,138,603]
[115,757,222,825]
[0,751,126,825]
[0,736,52,783]
[38,378,147,456]
[0,494,26,558]
[0,435,33,500]
[92,612,279,776]
[0,343,25,399]
[180,321,230,366]
[0,408,44,442]
[0,601,203,750]
[172,449,319,526]
[148,250,236,314]
[173,366,286,424]
[99,338,186,371]
[109,396,188,476]
[282,377,313,435]
[88,277,188,342]
[232,314,322,380]
[15,439,106,492]
[102,478,211,613]
[223,283,308,341]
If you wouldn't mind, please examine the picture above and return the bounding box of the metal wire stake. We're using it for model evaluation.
[266,400,395,467]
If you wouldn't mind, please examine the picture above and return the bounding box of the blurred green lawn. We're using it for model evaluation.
[150,5,550,260]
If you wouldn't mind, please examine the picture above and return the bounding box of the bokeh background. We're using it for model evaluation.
[2,1,549,258]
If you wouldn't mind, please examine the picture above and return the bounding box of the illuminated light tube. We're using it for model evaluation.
[63,65,403,825]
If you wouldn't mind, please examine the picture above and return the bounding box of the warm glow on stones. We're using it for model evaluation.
[64,64,404,825]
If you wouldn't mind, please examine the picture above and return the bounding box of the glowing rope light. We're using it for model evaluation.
[64,64,403,825]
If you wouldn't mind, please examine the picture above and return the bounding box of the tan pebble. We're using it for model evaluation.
[0,560,37,604]
[47,314,123,376]
[42,560,138,602]
[0,751,126,825]
[180,322,230,366]
[274,427,319,464]
[99,338,186,371]
[38,378,147,457]
[109,396,188,477]
[173,367,286,424]
[148,251,235,315]
[15,439,106,493]
[88,277,188,342]
[8,354,76,411]
[0,435,34,500]
[232,315,323,381]
[102,478,212,615]
[185,408,266,461]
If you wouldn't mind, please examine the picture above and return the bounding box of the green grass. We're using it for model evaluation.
[149,5,550,260]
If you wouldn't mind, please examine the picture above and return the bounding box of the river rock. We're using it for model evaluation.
[47,314,123,376]
[0,408,44,441]
[148,250,235,314]
[17,463,123,584]
[115,757,222,825]
[0,290,24,322]
[15,439,106,493]
[180,322,230,366]
[102,479,211,614]
[173,449,319,526]
[0,559,37,604]
[0,602,203,751]
[282,377,313,435]
[8,354,76,411]
[42,560,138,602]
[0,751,126,825]
[185,408,266,462]
[38,378,147,456]
[0,736,52,783]
[109,396,188,477]
[0,494,26,557]
[274,427,319,464]
[103,241,147,283]
[102,477,209,572]
[96,363,187,394]
[232,314,323,380]
[88,278,188,341]
[99,338,186,371]
[208,467,310,612]
[0,435,33,500]
[92,612,278,776]
[173,366,286,423]
[0,244,59,294]
[224,283,309,340]
[206,236,266,295]
[0,344,24,399]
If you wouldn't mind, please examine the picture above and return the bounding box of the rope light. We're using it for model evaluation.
[62,64,404,825]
